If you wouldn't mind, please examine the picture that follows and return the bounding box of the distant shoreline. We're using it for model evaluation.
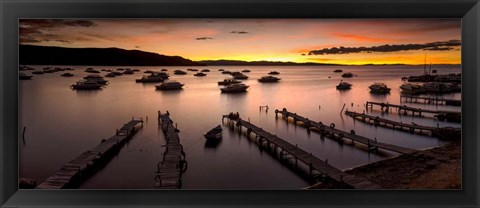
[20,45,461,67]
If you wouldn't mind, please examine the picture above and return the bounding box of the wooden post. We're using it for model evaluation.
[340,103,346,115]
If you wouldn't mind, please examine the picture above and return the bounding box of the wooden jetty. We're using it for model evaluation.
[222,113,381,189]
[36,118,144,189]
[366,101,461,123]
[400,95,461,106]
[344,110,461,140]
[275,109,416,155]
[155,111,187,189]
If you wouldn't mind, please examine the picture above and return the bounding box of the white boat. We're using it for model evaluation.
[220,84,249,93]
[400,83,423,94]
[155,80,184,90]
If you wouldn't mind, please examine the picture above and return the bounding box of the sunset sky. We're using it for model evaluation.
[19,19,461,65]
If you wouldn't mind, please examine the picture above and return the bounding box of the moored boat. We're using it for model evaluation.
[268,71,280,75]
[341,72,353,78]
[231,72,248,80]
[258,76,280,83]
[32,71,44,75]
[155,80,184,90]
[218,79,241,85]
[221,70,232,74]
[241,69,251,73]
[84,75,108,85]
[204,125,222,139]
[400,83,423,94]
[136,73,168,83]
[70,80,103,90]
[174,70,187,75]
[85,68,100,73]
[333,69,343,73]
[220,83,249,93]
[194,72,207,77]
[336,81,352,90]
[369,83,391,94]
[61,73,74,77]
[201,69,210,72]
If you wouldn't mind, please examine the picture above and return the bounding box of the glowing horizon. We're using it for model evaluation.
[20,19,461,65]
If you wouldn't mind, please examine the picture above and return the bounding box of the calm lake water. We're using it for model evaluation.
[19,65,461,189]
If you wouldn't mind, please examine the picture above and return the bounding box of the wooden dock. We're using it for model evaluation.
[36,119,144,189]
[275,109,416,155]
[222,113,381,189]
[155,111,187,189]
[366,101,461,123]
[344,110,461,140]
[400,95,461,106]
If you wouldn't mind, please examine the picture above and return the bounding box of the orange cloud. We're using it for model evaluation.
[332,33,393,43]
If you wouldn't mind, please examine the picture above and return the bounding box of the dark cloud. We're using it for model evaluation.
[19,19,95,44]
[231,31,249,34]
[308,40,461,55]
[196,37,213,40]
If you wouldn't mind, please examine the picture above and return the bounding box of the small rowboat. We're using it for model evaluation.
[204,125,222,139]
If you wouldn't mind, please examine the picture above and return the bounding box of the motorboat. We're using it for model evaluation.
[136,73,168,83]
[105,72,116,77]
[241,69,251,73]
[400,83,423,94]
[369,83,391,94]
[221,70,232,74]
[218,79,241,85]
[341,72,353,78]
[258,76,280,83]
[231,72,248,80]
[174,70,187,75]
[194,72,207,77]
[70,80,103,90]
[61,73,74,77]
[85,68,100,73]
[220,83,249,93]
[333,69,343,73]
[204,125,222,139]
[155,80,184,90]
[201,69,210,72]
[268,71,280,75]
[336,82,352,90]
[84,75,108,85]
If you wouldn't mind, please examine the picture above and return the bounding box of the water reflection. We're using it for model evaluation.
[204,139,222,149]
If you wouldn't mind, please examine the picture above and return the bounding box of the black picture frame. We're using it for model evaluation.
[1,0,479,207]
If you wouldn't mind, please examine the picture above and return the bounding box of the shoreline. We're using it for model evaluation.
[309,140,461,189]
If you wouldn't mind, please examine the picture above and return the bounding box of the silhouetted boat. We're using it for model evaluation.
[221,70,232,74]
[221,84,249,93]
[194,72,207,77]
[105,72,116,77]
[258,76,280,83]
[369,83,391,94]
[201,69,210,72]
[268,71,280,75]
[161,69,168,72]
[174,70,187,75]
[32,71,44,75]
[341,72,353,78]
[242,69,251,73]
[400,83,423,94]
[85,68,100,73]
[136,73,167,83]
[123,69,134,74]
[336,82,352,90]
[218,69,225,71]
[218,79,241,85]
[61,73,74,77]
[70,80,102,90]
[204,125,222,139]
[84,75,108,85]
[231,72,248,80]
[187,68,199,72]
[333,69,343,73]
[155,80,184,90]
[19,72,32,80]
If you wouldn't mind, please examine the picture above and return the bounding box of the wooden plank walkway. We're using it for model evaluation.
[36,119,144,189]
[155,111,187,189]
[275,109,416,155]
[344,110,461,140]
[222,113,381,189]
[400,95,461,106]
